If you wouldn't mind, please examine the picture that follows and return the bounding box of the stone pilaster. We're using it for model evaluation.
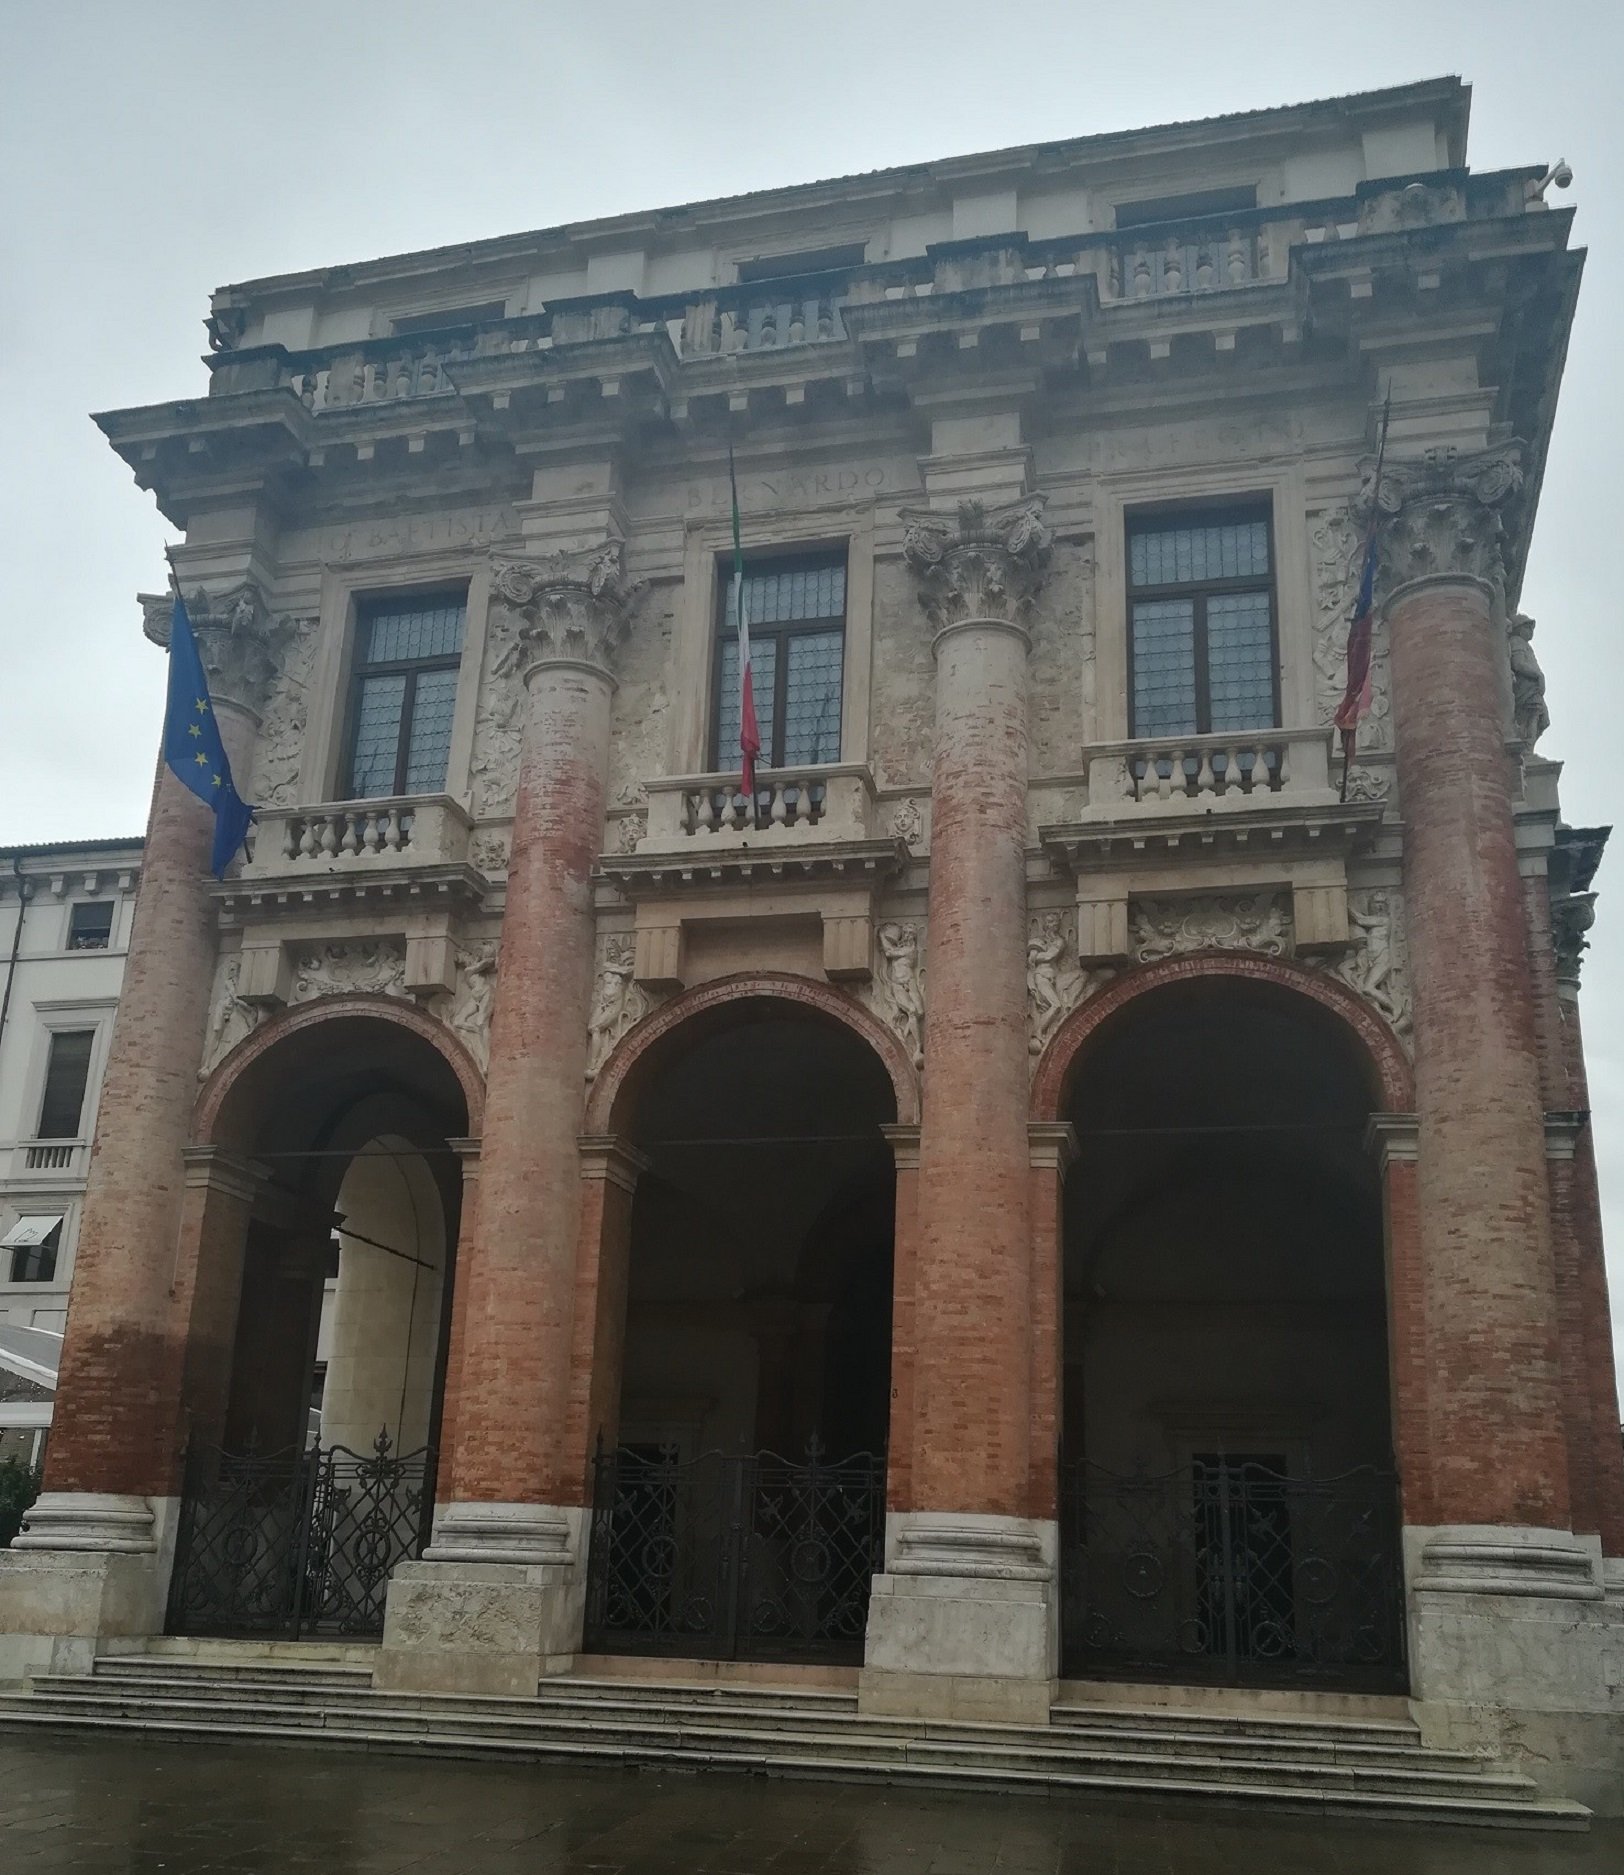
[376,540,640,1696]
[862,495,1056,1722]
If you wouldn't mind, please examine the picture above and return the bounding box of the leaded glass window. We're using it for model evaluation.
[343,592,466,798]
[1127,509,1277,738]
[712,553,846,770]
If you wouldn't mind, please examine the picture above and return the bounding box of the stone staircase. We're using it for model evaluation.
[0,1651,1590,1829]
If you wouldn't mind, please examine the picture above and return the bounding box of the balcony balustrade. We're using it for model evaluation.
[635,764,878,854]
[9,1140,84,1179]
[241,795,473,878]
[1082,727,1336,814]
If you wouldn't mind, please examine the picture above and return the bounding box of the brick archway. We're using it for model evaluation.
[194,993,485,1144]
[1029,951,1413,1123]
[584,970,921,1135]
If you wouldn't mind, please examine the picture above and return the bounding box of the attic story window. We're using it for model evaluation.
[736,245,867,283]
[390,302,506,335]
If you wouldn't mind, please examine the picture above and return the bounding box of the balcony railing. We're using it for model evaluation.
[678,289,847,358]
[242,795,473,877]
[637,764,878,853]
[1083,728,1336,812]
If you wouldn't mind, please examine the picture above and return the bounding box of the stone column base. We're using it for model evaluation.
[374,1501,587,1697]
[1405,1524,1624,1816]
[0,1492,176,1683]
[859,1511,1058,1724]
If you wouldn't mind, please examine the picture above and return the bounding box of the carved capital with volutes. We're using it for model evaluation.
[1551,890,1596,993]
[490,539,644,685]
[140,578,291,719]
[900,494,1052,641]
[1364,443,1524,603]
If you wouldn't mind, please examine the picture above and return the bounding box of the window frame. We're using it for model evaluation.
[338,588,468,801]
[707,547,849,773]
[66,901,114,951]
[1124,500,1281,740]
[35,1028,96,1141]
[9,1220,62,1285]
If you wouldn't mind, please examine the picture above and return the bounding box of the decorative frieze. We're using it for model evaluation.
[1131,893,1290,963]
[291,939,408,1002]
[489,540,645,684]
[900,496,1052,637]
[1368,443,1524,598]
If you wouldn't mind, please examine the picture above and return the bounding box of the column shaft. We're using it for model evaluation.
[1387,577,1567,1528]
[912,618,1033,1518]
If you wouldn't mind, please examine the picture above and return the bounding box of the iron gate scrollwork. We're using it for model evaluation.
[583,1443,885,1663]
[165,1431,433,1639]
[1061,1458,1406,1692]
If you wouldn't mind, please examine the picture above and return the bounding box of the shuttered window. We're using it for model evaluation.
[37,1031,94,1140]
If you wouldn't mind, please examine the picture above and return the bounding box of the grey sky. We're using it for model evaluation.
[4,2,1622,1399]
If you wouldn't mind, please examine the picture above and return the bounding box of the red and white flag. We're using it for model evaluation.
[728,446,761,799]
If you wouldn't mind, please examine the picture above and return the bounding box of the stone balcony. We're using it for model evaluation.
[599,764,905,990]
[6,1140,85,1181]
[1040,727,1386,959]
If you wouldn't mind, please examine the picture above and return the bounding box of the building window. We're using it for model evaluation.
[66,902,114,950]
[7,1219,61,1284]
[36,1030,95,1140]
[1127,506,1278,739]
[711,553,846,771]
[342,591,466,800]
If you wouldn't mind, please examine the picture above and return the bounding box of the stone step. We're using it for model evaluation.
[2,1685,1551,1805]
[53,1672,1488,1771]
[0,1697,1588,1829]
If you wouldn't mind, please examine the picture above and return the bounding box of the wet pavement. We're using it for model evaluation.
[0,1737,1620,1873]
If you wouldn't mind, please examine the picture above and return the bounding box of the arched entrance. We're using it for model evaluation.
[582,984,901,1664]
[1045,965,1407,1693]
[166,1002,475,1640]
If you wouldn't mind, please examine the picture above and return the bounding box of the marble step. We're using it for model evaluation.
[51,1671,1486,1772]
[0,1695,1587,1829]
[3,1684,1557,1807]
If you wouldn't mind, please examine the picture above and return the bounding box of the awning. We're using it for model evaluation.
[0,1214,63,1249]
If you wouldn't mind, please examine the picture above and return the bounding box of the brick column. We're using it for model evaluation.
[1379,447,1569,1536]
[377,542,639,1697]
[862,496,1056,1722]
[1026,1123,1077,1528]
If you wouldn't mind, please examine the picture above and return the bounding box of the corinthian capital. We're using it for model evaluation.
[900,495,1052,638]
[490,539,644,683]
[1365,443,1524,600]
[139,578,291,718]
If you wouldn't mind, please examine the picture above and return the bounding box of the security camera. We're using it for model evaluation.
[1530,160,1573,201]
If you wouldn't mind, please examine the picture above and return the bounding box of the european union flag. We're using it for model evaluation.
[161,594,255,879]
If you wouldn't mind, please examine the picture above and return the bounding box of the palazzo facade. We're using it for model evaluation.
[4,77,1622,1808]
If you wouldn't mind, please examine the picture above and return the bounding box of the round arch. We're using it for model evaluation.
[584,970,921,1135]
[1029,952,1413,1123]
[195,992,486,1146]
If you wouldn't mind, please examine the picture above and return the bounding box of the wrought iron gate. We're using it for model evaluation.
[166,1432,432,1639]
[583,1444,885,1663]
[1060,1458,1405,1692]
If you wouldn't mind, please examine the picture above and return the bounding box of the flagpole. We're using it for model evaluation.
[1338,391,1393,803]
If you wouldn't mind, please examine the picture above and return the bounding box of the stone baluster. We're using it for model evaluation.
[8,582,281,1591]
[376,539,641,1697]
[863,493,1054,1722]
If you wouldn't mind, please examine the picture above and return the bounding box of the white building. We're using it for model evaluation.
[0,839,142,1460]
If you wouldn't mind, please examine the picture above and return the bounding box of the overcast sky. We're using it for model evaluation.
[3,2,1622,1401]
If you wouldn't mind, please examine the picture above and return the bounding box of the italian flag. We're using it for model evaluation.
[729,446,761,799]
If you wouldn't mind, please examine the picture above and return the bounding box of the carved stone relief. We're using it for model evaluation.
[586,934,658,1081]
[440,940,499,1073]
[292,940,408,1003]
[199,954,261,1079]
[1026,910,1112,1054]
[1322,888,1412,1039]
[1131,894,1290,963]
[469,602,526,818]
[1507,612,1550,750]
[247,617,319,807]
[863,920,926,1067]
[1311,509,1392,753]
[1551,891,1596,992]
[900,496,1053,636]
[468,828,511,874]
[889,798,924,851]
[616,809,647,855]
